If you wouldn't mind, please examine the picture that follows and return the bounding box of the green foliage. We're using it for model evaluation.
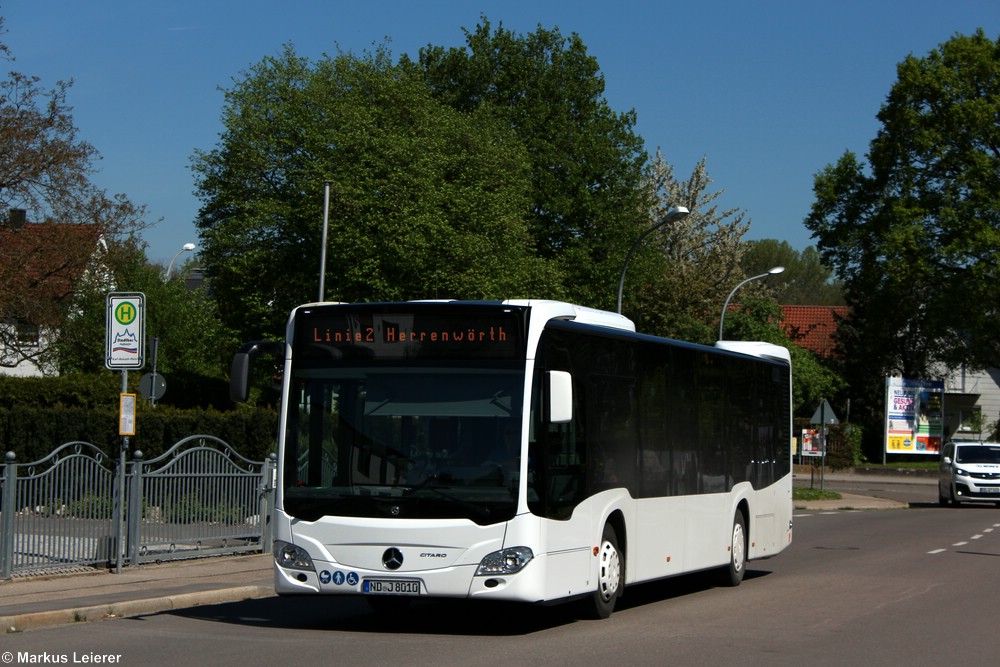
[628,153,750,341]
[720,297,845,418]
[160,493,244,524]
[805,30,1000,454]
[53,240,237,378]
[415,19,652,311]
[741,240,845,306]
[68,493,114,519]
[0,362,276,463]
[193,43,561,343]
[0,373,120,408]
[820,423,865,469]
[792,487,841,501]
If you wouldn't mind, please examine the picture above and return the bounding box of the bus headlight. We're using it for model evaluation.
[274,540,315,572]
[476,546,534,576]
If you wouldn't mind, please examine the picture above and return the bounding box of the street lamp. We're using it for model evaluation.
[616,206,691,314]
[718,265,785,341]
[165,243,196,280]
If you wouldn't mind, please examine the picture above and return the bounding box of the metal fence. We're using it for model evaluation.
[1,436,275,579]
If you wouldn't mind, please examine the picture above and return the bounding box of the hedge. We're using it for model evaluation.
[0,373,278,462]
[0,405,278,463]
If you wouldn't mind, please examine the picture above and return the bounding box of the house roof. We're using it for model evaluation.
[0,220,102,307]
[781,305,848,357]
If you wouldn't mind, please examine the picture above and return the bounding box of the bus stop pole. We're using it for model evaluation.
[116,369,128,574]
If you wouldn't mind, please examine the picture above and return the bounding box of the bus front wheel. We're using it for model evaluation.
[588,523,623,619]
[718,511,747,587]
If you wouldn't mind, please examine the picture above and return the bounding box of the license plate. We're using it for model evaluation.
[979,487,1000,494]
[363,579,421,595]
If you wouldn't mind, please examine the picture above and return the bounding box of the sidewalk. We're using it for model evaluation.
[793,492,908,512]
[1,553,273,633]
[792,468,923,511]
[1,474,914,634]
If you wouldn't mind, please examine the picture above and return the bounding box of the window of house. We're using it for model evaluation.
[15,320,40,347]
[958,407,983,433]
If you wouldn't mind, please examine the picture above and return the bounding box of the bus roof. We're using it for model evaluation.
[291,300,788,363]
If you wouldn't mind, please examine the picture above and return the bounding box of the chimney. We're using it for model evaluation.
[7,208,27,229]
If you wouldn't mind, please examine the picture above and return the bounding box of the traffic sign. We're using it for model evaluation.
[106,292,146,369]
[139,372,167,401]
[810,399,839,425]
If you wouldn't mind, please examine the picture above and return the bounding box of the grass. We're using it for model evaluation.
[793,486,842,501]
[860,460,938,470]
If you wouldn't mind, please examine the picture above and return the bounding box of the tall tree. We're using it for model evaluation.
[741,240,844,306]
[631,151,750,343]
[55,240,236,380]
[192,45,561,342]
[0,18,148,371]
[414,19,652,311]
[807,30,1000,375]
[805,30,1000,453]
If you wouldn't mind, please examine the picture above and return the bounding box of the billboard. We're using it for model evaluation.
[885,377,944,455]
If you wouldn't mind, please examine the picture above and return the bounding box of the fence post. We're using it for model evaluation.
[1,452,16,579]
[260,453,277,552]
[127,450,144,567]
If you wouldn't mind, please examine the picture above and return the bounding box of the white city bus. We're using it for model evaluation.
[231,300,793,617]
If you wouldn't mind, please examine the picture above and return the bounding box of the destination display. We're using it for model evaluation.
[294,305,526,361]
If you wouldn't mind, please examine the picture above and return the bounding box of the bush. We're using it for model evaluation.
[0,373,278,462]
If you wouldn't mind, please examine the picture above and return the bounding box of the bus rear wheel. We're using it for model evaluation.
[587,523,623,619]
[718,511,747,587]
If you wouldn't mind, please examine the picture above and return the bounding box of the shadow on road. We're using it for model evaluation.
[150,568,774,636]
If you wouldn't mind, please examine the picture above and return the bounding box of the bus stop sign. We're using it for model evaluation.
[106,292,146,369]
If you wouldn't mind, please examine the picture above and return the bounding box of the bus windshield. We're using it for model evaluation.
[284,364,526,525]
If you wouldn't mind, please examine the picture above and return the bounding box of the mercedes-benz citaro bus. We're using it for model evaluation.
[230,300,793,618]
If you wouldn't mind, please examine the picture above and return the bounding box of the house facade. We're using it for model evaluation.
[781,304,1000,443]
[0,210,103,377]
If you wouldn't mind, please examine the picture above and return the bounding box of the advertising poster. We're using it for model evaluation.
[885,377,944,455]
[801,428,821,457]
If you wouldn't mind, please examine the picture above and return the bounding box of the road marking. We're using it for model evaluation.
[953,541,968,546]
[927,549,946,554]
[971,534,983,540]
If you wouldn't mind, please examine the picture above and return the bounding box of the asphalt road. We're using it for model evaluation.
[808,473,939,506]
[5,495,1000,666]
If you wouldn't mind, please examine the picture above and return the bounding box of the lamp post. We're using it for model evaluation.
[616,206,691,314]
[165,243,196,280]
[718,265,785,341]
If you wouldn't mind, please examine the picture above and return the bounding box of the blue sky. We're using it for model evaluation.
[4,1,998,264]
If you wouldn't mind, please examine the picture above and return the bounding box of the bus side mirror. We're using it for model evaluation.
[548,370,573,424]
[230,341,285,402]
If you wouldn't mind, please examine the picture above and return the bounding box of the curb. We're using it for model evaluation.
[794,493,908,512]
[2,584,274,634]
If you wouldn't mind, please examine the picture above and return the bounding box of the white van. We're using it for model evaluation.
[939,442,1000,506]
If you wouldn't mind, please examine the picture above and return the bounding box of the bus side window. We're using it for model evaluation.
[544,420,584,519]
